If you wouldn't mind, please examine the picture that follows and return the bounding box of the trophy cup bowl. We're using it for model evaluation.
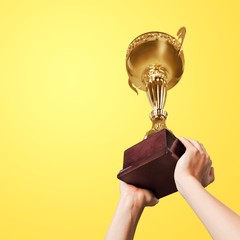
[117,28,187,199]
[126,31,184,92]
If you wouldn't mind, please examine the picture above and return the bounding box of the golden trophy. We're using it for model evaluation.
[117,27,187,198]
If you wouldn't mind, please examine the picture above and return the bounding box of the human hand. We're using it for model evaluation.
[105,182,158,240]
[120,181,159,208]
[174,137,215,193]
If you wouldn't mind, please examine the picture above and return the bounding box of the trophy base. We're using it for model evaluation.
[117,129,186,199]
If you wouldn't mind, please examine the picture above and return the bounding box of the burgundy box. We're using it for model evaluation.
[117,129,185,199]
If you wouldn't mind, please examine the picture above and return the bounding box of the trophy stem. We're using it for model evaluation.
[143,66,168,139]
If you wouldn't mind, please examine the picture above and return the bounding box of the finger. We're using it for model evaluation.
[209,167,215,183]
[151,197,159,206]
[188,139,203,152]
[208,159,213,167]
[200,143,207,153]
[178,136,195,150]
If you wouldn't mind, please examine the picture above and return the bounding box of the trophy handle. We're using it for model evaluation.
[128,78,138,95]
[177,27,186,55]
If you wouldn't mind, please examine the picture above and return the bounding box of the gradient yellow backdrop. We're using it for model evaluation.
[0,0,239,239]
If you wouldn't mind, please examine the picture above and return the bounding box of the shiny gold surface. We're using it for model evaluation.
[126,27,186,138]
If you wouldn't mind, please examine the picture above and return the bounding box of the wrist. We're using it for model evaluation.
[105,189,145,240]
[116,193,145,234]
[175,175,202,198]
[120,192,146,212]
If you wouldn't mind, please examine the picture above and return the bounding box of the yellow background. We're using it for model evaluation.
[0,0,239,239]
